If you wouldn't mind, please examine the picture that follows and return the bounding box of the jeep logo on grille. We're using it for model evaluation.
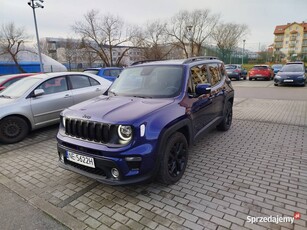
[82,114,91,119]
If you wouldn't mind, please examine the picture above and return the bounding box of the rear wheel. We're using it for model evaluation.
[217,101,233,131]
[274,83,278,86]
[0,116,29,144]
[158,132,188,185]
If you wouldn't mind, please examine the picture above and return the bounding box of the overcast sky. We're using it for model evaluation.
[1,0,307,51]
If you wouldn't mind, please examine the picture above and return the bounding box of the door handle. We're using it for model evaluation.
[64,94,71,98]
[96,88,102,91]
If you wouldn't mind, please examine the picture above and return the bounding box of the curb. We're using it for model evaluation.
[0,175,90,230]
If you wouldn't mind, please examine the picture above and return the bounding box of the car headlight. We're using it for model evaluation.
[297,76,305,79]
[60,115,66,128]
[118,125,132,141]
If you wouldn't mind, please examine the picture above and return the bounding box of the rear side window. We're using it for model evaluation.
[69,75,91,89]
[89,77,100,86]
[253,66,268,70]
[208,63,221,86]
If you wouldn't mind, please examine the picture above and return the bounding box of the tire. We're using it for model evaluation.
[274,83,278,86]
[158,132,188,185]
[249,78,252,81]
[217,101,233,131]
[244,77,246,80]
[0,116,29,144]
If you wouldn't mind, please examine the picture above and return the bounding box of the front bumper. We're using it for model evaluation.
[57,133,158,185]
[274,77,306,86]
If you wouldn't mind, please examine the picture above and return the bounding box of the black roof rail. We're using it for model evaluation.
[182,56,218,64]
[130,59,161,66]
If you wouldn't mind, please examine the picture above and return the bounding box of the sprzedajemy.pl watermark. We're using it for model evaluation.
[247,212,301,225]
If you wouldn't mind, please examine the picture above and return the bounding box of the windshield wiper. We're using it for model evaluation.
[108,90,117,96]
[132,95,152,99]
[0,95,11,98]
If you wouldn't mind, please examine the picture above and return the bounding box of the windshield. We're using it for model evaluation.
[109,65,183,98]
[0,75,15,84]
[84,70,99,75]
[281,64,304,72]
[252,66,268,70]
[0,77,42,98]
[225,65,237,69]
[272,64,282,69]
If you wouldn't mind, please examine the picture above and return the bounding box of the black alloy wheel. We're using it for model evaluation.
[217,101,233,131]
[159,132,188,184]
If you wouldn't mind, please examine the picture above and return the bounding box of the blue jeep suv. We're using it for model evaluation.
[57,57,234,185]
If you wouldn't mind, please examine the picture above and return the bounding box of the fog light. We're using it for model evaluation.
[125,157,142,161]
[59,153,64,162]
[111,168,120,178]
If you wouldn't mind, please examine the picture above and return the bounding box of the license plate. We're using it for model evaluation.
[256,74,262,76]
[66,151,95,168]
[284,79,293,82]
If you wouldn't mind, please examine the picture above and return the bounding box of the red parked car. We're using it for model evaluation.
[0,73,36,91]
[248,65,274,81]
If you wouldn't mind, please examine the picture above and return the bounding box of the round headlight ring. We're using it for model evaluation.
[118,125,132,141]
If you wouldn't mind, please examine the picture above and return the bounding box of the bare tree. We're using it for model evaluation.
[211,23,249,61]
[141,20,174,60]
[0,22,29,73]
[73,10,139,66]
[166,9,219,58]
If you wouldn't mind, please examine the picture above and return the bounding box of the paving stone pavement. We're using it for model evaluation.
[0,98,306,230]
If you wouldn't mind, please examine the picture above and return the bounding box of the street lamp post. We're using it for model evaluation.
[186,25,193,58]
[28,0,44,72]
[242,39,246,65]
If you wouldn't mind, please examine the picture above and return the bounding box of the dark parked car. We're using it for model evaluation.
[225,64,246,80]
[248,65,274,81]
[271,64,283,75]
[57,56,234,185]
[83,67,123,82]
[274,63,306,86]
[0,73,37,91]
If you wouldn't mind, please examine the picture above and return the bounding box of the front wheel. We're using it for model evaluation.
[0,116,29,144]
[217,101,233,131]
[158,132,188,185]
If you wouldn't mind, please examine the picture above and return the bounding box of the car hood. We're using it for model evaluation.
[65,95,175,124]
[277,72,305,78]
[0,97,17,106]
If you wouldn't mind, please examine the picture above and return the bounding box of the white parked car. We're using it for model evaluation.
[0,72,112,144]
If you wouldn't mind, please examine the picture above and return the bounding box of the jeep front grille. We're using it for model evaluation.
[65,118,111,143]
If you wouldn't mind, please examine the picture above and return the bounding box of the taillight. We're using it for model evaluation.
[234,69,240,73]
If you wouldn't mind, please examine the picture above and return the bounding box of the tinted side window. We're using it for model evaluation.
[208,63,221,86]
[104,70,110,76]
[110,69,121,77]
[69,75,91,89]
[36,77,68,94]
[188,64,209,93]
[89,77,100,86]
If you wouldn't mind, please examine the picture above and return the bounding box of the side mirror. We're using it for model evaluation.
[33,89,45,97]
[195,84,211,96]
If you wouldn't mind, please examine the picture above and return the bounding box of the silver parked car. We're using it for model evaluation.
[0,72,112,144]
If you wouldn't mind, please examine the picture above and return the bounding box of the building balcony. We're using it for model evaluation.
[274,38,284,42]
[288,43,295,47]
[290,36,297,41]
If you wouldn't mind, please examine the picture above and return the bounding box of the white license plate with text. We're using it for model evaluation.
[284,79,293,82]
[66,151,95,168]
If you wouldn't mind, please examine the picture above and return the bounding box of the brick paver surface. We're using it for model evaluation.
[0,97,306,230]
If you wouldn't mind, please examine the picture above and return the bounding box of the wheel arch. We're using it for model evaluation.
[0,114,32,131]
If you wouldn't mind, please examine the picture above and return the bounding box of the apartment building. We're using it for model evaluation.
[273,21,307,61]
